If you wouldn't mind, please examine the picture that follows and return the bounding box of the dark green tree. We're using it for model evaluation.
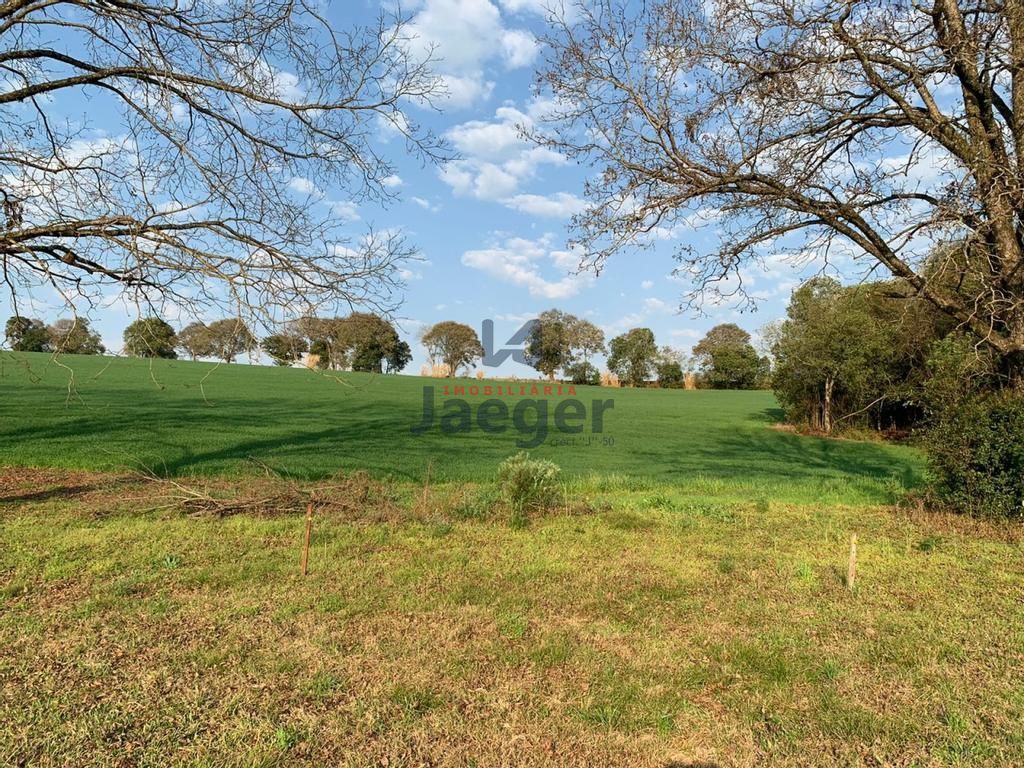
[565,361,600,385]
[4,316,50,352]
[261,333,308,366]
[525,310,575,380]
[769,278,946,433]
[693,324,767,390]
[607,328,658,386]
[524,310,606,381]
[656,361,685,388]
[342,313,400,373]
[123,318,177,358]
[922,334,1024,517]
[385,340,412,374]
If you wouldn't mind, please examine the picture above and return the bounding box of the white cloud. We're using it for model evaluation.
[642,297,670,312]
[461,234,590,299]
[494,312,535,323]
[641,280,654,289]
[439,74,495,108]
[326,200,359,221]
[441,103,577,212]
[504,192,586,218]
[501,29,540,68]
[671,328,701,339]
[497,0,576,18]
[404,0,538,109]
[382,174,403,188]
[270,69,304,101]
[602,312,646,336]
[411,196,441,212]
[287,176,321,197]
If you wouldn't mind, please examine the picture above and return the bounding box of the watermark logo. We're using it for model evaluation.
[412,318,617,447]
[410,382,615,448]
[481,318,537,367]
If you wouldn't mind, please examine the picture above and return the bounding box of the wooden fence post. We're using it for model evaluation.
[847,533,857,591]
[301,503,313,576]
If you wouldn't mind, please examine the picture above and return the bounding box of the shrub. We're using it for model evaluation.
[920,333,1024,518]
[923,389,1024,518]
[497,452,561,518]
[566,361,600,386]
[656,361,685,388]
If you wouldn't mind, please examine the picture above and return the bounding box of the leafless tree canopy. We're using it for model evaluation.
[0,0,447,326]
[536,0,1024,356]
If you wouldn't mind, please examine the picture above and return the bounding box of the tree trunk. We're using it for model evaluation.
[823,376,834,434]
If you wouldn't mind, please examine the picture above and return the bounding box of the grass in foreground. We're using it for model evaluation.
[1,468,1022,767]
[0,352,922,505]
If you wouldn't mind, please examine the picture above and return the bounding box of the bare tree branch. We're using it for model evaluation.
[0,0,450,328]
[534,0,1024,357]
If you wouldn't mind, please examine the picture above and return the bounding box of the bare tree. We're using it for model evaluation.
[0,1,448,328]
[535,0,1024,366]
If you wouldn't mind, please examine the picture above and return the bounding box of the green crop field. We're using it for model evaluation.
[5,351,1023,767]
[0,351,922,504]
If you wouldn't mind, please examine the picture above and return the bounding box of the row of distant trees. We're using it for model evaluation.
[419,312,768,388]
[3,314,414,373]
[4,317,106,356]
[6,310,768,388]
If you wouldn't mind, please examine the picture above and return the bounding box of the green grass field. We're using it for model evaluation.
[0,352,922,504]
[2,468,1023,766]
[3,350,1022,766]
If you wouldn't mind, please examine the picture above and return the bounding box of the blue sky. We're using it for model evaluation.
[1,0,835,376]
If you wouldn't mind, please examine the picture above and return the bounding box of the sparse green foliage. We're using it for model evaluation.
[47,318,104,355]
[497,452,561,518]
[175,322,214,360]
[124,318,178,359]
[205,319,257,363]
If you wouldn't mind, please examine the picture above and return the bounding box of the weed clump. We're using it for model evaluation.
[497,452,561,524]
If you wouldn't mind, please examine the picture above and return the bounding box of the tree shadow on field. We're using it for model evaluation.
[0,483,98,504]
[0,375,921,490]
[712,423,919,490]
[755,406,786,424]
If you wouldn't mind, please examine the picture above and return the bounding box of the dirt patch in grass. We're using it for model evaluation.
[0,467,128,504]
